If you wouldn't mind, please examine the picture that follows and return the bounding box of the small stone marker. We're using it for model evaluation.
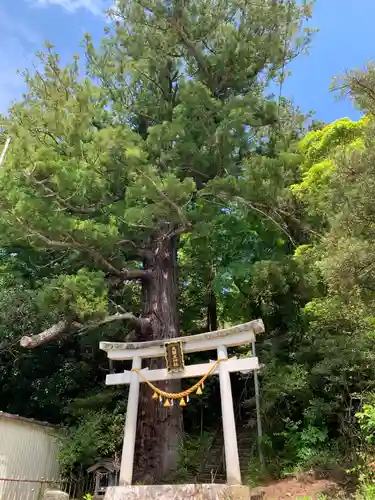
[43,490,69,500]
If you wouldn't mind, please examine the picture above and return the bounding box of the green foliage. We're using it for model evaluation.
[244,445,275,488]
[299,117,366,167]
[346,398,375,496]
[357,403,375,445]
[292,116,367,220]
[175,432,214,482]
[236,69,375,485]
[277,418,335,474]
[37,269,108,321]
[0,0,313,341]
[356,484,375,500]
[296,497,327,500]
[58,409,125,473]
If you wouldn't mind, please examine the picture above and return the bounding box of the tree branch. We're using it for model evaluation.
[24,171,124,215]
[118,240,153,259]
[142,170,190,226]
[20,313,150,349]
[348,74,375,108]
[79,312,143,332]
[167,224,192,238]
[33,227,124,276]
[169,17,212,85]
[20,320,81,348]
[15,219,148,280]
[215,195,296,246]
[108,269,153,288]
[120,269,153,280]
[133,0,212,89]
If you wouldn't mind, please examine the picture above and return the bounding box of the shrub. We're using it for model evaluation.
[58,410,125,473]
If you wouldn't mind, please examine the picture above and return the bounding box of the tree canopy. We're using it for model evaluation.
[0,0,314,481]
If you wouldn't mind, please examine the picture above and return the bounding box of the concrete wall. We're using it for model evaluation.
[0,412,60,500]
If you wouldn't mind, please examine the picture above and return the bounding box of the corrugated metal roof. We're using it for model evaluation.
[0,414,61,500]
[0,411,58,429]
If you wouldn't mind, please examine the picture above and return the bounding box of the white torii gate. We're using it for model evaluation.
[100,319,264,487]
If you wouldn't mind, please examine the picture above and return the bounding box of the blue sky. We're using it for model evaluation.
[0,0,374,123]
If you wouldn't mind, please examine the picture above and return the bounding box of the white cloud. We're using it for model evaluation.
[34,0,111,16]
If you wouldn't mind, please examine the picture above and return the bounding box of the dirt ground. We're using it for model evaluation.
[249,475,342,499]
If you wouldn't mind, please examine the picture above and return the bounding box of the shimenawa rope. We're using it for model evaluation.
[132,357,228,407]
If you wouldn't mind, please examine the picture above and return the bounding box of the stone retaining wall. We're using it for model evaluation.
[104,484,251,500]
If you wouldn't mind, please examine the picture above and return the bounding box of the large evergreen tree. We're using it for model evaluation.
[0,0,312,480]
[285,76,375,456]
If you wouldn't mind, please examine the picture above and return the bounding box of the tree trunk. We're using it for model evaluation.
[206,289,217,332]
[133,235,183,483]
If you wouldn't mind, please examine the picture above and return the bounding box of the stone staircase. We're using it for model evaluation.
[195,425,257,484]
[196,437,226,483]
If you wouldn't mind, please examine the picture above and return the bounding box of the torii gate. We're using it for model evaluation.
[100,319,264,487]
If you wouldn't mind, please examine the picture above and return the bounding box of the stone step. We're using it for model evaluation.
[196,428,258,483]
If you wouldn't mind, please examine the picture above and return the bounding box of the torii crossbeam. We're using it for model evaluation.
[100,319,265,487]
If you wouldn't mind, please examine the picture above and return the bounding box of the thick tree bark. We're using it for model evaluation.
[133,235,183,483]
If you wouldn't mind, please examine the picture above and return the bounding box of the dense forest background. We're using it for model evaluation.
[2,0,375,490]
